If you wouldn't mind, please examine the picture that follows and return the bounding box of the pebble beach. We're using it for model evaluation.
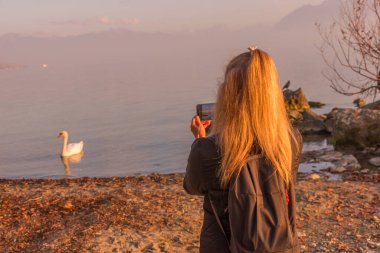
[0,172,379,253]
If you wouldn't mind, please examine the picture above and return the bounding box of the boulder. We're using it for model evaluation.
[368,157,380,167]
[362,100,380,110]
[341,154,359,165]
[324,108,380,148]
[308,101,326,108]
[287,110,303,121]
[338,155,361,170]
[283,88,329,134]
[283,88,310,111]
[346,162,361,170]
[293,109,327,134]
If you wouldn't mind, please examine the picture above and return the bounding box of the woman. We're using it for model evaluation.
[183,48,303,252]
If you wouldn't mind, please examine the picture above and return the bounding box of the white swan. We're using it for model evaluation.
[58,130,84,157]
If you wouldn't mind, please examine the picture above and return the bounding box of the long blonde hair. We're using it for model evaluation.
[211,49,300,188]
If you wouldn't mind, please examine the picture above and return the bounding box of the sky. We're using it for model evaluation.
[0,0,325,36]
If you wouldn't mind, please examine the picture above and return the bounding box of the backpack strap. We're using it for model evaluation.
[246,158,263,197]
[209,198,230,247]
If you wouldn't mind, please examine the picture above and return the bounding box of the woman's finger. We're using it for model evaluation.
[191,117,196,127]
[202,120,212,128]
[195,115,202,126]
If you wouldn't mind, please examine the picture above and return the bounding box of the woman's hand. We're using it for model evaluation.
[191,115,212,139]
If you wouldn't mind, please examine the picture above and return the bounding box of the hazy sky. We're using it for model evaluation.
[0,0,325,36]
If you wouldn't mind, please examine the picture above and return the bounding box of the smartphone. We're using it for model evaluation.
[196,103,216,121]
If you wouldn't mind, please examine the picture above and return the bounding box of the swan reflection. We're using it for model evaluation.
[60,152,83,177]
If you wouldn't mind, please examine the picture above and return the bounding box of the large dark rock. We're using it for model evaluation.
[324,108,380,148]
[287,110,303,121]
[308,101,326,108]
[362,100,380,110]
[292,109,327,134]
[284,88,327,134]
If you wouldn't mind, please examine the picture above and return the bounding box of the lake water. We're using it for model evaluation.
[0,63,352,179]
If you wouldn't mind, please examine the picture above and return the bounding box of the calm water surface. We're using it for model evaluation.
[0,63,351,178]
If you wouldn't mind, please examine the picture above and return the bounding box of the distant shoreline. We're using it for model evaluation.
[0,63,23,70]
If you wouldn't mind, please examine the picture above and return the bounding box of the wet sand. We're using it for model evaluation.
[0,174,379,252]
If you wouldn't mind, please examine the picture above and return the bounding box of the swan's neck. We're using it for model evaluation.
[61,134,69,156]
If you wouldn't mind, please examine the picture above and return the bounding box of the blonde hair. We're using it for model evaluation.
[211,49,300,188]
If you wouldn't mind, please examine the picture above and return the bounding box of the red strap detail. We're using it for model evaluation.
[285,192,290,205]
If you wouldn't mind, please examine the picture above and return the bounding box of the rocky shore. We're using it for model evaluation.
[284,87,380,149]
[298,143,380,182]
[0,173,379,253]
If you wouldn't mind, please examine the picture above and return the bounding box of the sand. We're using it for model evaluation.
[0,174,379,252]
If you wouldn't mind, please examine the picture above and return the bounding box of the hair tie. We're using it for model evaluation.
[248,46,258,55]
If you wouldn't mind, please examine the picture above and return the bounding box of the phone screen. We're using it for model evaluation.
[196,103,215,121]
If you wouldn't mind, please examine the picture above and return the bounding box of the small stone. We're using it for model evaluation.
[142,243,155,252]
[63,202,74,210]
[319,152,343,162]
[346,162,361,170]
[360,169,370,174]
[330,167,346,173]
[172,236,181,243]
[186,246,200,252]
[368,157,380,167]
[342,154,359,164]
[298,231,306,237]
[308,173,321,180]
[366,147,377,152]
[335,160,348,167]
[108,237,115,244]
[158,242,170,251]
[336,214,343,222]
[130,241,139,248]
